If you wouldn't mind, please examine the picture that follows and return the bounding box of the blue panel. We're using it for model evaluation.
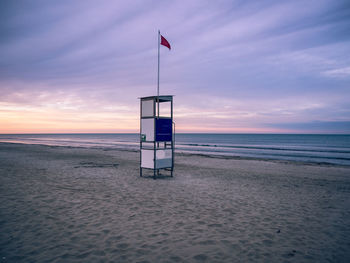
[156,118,172,141]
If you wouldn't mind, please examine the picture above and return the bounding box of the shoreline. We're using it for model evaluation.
[1,141,350,169]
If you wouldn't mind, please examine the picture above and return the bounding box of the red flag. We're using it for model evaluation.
[160,35,171,50]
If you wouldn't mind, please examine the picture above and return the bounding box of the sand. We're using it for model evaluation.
[0,142,350,262]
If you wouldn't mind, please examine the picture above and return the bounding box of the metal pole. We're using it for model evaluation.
[153,97,156,179]
[156,30,160,177]
[140,98,142,177]
[171,97,174,177]
[157,30,160,118]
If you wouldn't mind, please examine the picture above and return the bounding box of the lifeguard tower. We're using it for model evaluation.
[139,95,174,178]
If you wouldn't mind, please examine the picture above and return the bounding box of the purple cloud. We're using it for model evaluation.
[1,0,350,133]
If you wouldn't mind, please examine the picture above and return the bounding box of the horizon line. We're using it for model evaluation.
[1,132,349,135]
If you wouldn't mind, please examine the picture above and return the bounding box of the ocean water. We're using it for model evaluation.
[0,133,349,166]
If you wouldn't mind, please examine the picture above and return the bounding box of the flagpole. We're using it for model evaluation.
[157,30,160,118]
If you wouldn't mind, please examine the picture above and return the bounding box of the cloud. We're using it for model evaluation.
[1,0,350,133]
[323,66,350,78]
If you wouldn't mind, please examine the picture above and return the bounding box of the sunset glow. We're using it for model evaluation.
[1,0,350,133]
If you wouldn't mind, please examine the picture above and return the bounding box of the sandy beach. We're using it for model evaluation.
[0,142,350,262]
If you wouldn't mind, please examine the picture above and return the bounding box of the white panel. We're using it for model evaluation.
[142,99,154,117]
[141,119,154,141]
[156,149,172,160]
[156,149,172,168]
[159,101,171,117]
[141,149,154,168]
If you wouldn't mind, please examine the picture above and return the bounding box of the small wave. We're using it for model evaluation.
[179,143,350,154]
[1,134,349,166]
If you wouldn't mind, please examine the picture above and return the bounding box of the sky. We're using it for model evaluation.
[1,0,350,133]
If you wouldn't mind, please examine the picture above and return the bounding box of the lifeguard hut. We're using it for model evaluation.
[139,95,174,178]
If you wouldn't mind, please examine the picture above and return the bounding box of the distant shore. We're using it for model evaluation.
[1,142,350,262]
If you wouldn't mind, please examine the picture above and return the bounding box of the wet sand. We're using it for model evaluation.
[1,142,350,262]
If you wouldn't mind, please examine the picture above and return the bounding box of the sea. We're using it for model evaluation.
[0,133,350,166]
